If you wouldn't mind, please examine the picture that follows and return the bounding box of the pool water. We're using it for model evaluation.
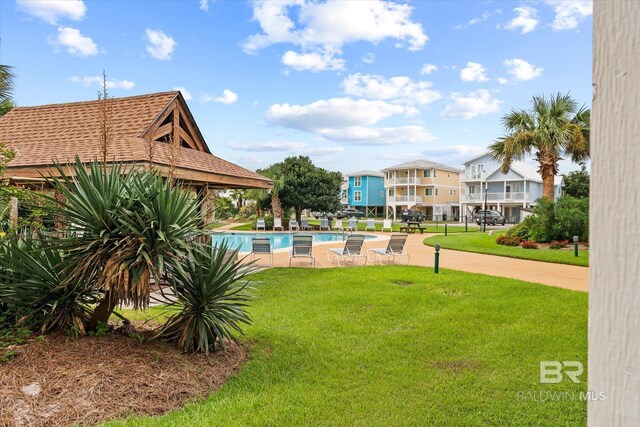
[210,232,375,252]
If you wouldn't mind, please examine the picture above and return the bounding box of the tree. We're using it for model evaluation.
[229,189,247,209]
[0,65,16,117]
[257,163,285,217]
[489,93,590,200]
[562,163,589,198]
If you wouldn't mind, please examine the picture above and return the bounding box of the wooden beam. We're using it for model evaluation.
[175,102,208,152]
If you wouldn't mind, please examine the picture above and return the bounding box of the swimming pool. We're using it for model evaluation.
[210,232,376,252]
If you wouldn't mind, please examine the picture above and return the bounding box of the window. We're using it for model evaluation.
[424,169,431,178]
[450,189,457,195]
[469,186,476,194]
[435,188,439,196]
[433,170,437,177]
[354,191,362,202]
[425,188,433,196]
[389,189,395,196]
[341,190,347,199]
[354,176,362,187]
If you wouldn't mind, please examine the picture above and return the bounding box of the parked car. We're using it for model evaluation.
[336,208,365,219]
[401,209,426,222]
[475,210,506,226]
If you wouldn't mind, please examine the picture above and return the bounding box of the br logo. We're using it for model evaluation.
[540,361,584,383]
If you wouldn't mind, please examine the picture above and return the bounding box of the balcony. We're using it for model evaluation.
[389,195,423,204]
[389,177,417,185]
[461,192,529,203]
[461,171,486,181]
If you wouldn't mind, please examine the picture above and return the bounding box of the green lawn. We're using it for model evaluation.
[424,233,589,267]
[106,267,587,426]
[231,220,479,233]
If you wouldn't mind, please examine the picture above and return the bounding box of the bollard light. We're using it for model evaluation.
[445,223,448,236]
[573,235,579,257]
[434,242,441,274]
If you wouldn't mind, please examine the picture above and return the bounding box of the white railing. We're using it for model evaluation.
[461,192,529,202]
[390,195,423,203]
[390,177,417,185]
[461,171,486,181]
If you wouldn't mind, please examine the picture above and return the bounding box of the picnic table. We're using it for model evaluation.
[399,221,425,234]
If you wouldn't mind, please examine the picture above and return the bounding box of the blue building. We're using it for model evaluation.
[341,170,386,217]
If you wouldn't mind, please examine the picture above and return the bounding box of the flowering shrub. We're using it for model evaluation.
[520,240,539,249]
[496,235,521,246]
[548,240,569,249]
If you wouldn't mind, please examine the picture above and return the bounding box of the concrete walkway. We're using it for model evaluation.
[240,231,589,292]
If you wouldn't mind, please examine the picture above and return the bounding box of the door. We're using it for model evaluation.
[505,184,511,199]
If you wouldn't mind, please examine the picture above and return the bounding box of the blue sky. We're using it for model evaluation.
[1,0,592,174]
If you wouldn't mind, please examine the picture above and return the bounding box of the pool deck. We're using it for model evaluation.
[215,224,589,292]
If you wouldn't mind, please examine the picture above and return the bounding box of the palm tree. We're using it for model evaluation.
[0,64,16,117]
[229,189,247,209]
[270,176,284,218]
[489,93,590,200]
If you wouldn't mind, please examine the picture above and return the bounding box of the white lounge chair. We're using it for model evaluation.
[300,218,312,231]
[332,219,344,231]
[289,219,300,231]
[289,234,315,267]
[273,217,284,231]
[348,218,358,231]
[319,218,330,231]
[365,218,376,231]
[368,234,410,265]
[256,218,266,231]
[250,237,272,266]
[327,234,367,267]
[382,219,393,232]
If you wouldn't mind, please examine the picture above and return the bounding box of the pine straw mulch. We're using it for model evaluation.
[0,331,248,427]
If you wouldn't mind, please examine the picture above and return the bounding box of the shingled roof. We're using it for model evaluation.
[0,91,272,189]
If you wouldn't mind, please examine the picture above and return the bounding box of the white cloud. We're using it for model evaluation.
[17,0,86,24]
[420,64,438,75]
[440,90,502,119]
[504,6,539,34]
[145,29,176,60]
[266,97,416,131]
[361,53,375,64]
[545,0,592,31]
[302,146,345,155]
[342,73,442,105]
[172,86,192,100]
[227,141,308,152]
[235,154,263,165]
[454,11,490,29]
[504,59,543,81]
[200,0,213,11]
[49,27,98,57]
[70,75,135,90]
[281,50,345,72]
[421,145,487,160]
[203,89,238,105]
[460,62,489,82]
[243,0,427,71]
[320,125,436,145]
[498,77,509,85]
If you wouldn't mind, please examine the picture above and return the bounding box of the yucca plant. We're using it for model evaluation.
[158,242,255,354]
[0,236,96,334]
[45,157,203,331]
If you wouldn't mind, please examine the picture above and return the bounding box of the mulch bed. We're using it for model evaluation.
[0,331,248,426]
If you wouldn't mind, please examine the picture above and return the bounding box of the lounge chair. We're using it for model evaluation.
[301,218,312,231]
[289,219,300,231]
[289,234,315,267]
[368,234,410,265]
[365,218,376,231]
[348,218,358,231]
[332,219,344,231]
[273,217,284,231]
[256,218,266,231]
[250,237,272,266]
[327,234,367,267]
[319,218,330,231]
[382,219,393,232]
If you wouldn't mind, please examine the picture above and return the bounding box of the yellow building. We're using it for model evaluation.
[383,160,461,220]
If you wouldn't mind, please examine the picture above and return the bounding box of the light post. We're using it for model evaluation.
[573,235,579,257]
[434,243,441,274]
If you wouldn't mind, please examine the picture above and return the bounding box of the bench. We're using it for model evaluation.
[399,222,425,234]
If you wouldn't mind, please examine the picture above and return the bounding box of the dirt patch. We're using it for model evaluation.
[0,331,248,426]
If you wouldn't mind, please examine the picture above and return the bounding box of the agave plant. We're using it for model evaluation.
[158,242,255,354]
[45,157,203,330]
[0,236,96,334]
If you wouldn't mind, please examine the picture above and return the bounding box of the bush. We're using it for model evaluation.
[506,218,533,241]
[549,240,569,249]
[252,216,274,230]
[552,196,589,242]
[158,243,255,354]
[496,235,521,246]
[520,240,539,249]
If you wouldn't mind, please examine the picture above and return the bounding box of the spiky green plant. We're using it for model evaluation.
[0,236,96,334]
[158,242,255,354]
[45,157,203,330]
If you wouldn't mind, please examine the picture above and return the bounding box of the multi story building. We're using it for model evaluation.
[460,152,563,222]
[383,160,462,220]
[341,170,386,217]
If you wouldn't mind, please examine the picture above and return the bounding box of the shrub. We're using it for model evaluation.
[520,240,539,249]
[506,219,533,241]
[158,243,255,354]
[552,196,589,242]
[496,235,521,246]
[549,240,569,249]
[252,216,274,230]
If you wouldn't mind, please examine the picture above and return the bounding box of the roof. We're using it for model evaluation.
[382,159,462,173]
[345,169,384,178]
[462,151,491,165]
[0,91,271,189]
